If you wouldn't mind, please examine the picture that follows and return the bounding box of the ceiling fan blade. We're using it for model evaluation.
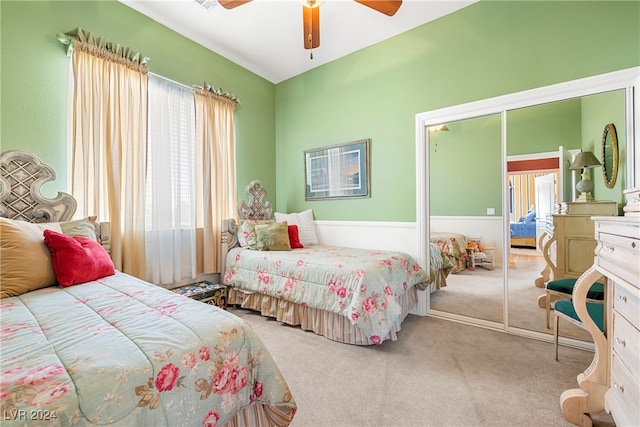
[354,0,402,16]
[218,0,252,10]
[303,6,320,49]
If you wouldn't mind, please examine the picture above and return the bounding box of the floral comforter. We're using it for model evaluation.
[0,272,296,426]
[430,232,468,273]
[429,242,453,273]
[224,245,429,344]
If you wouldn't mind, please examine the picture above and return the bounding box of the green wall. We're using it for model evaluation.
[2,1,639,221]
[274,1,640,221]
[430,114,502,216]
[430,90,624,217]
[0,0,276,203]
[507,100,582,157]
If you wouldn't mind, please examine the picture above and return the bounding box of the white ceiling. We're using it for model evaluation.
[119,0,476,83]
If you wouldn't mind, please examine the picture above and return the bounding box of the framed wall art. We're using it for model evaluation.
[304,139,370,200]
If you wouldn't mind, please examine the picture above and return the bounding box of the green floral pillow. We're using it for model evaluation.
[238,220,274,249]
[255,222,291,251]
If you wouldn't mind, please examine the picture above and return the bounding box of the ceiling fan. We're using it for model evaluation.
[218,0,402,57]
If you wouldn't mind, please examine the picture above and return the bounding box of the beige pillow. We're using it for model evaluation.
[255,222,291,251]
[59,217,98,241]
[0,217,62,298]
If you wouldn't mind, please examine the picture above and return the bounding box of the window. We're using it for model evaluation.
[145,74,198,284]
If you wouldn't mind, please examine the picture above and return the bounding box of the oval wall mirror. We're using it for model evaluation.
[601,123,618,188]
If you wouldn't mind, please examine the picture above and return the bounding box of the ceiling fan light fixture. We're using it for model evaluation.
[428,124,449,132]
[303,3,320,53]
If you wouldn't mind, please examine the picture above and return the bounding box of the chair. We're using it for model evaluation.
[554,298,605,361]
[466,237,495,270]
[545,278,605,329]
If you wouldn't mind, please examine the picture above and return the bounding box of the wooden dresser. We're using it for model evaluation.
[535,201,617,290]
[559,189,640,427]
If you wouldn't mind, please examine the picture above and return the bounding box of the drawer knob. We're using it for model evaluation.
[603,244,615,253]
[617,295,628,303]
[615,337,626,347]
[632,241,637,249]
[613,383,625,393]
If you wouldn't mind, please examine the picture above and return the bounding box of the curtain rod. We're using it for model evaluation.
[149,73,240,106]
[149,72,193,91]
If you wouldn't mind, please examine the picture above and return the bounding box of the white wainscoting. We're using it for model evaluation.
[314,220,419,260]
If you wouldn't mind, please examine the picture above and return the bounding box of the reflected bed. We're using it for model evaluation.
[430,232,468,273]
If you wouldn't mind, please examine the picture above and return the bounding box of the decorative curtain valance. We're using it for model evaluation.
[57,29,240,106]
[57,27,150,69]
[195,82,240,108]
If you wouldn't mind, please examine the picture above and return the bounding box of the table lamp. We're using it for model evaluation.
[570,151,601,202]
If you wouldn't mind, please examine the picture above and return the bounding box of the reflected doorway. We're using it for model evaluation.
[506,158,592,340]
[507,159,561,335]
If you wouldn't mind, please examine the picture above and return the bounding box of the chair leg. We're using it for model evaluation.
[554,314,560,361]
[546,290,551,329]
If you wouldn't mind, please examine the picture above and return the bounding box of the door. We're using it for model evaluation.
[534,173,556,250]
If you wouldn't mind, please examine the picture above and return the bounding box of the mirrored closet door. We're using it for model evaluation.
[428,114,504,326]
[416,67,638,343]
[505,89,626,341]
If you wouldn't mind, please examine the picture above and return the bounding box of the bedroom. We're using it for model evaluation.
[2,1,639,426]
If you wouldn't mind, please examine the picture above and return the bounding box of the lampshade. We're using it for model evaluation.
[570,151,601,170]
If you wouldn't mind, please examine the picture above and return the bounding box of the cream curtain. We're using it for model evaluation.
[68,41,148,278]
[194,89,238,273]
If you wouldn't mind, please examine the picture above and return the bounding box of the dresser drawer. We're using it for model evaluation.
[613,281,640,327]
[597,232,640,286]
[554,215,594,237]
[610,353,640,427]
[612,311,640,381]
[595,218,640,239]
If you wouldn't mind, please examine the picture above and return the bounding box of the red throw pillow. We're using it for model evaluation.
[287,225,304,249]
[43,229,115,287]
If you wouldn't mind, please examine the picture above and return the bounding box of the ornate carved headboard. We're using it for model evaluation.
[0,150,76,222]
[0,150,110,252]
[221,180,272,278]
[237,180,272,220]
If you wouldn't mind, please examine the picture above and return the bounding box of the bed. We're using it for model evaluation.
[0,150,296,426]
[510,210,537,248]
[221,181,432,345]
[429,232,468,273]
[429,242,453,288]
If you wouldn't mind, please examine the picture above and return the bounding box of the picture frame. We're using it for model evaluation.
[304,139,370,200]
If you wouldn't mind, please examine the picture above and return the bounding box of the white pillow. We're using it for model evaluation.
[274,209,318,245]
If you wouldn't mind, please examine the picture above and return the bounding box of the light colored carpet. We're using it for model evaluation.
[228,307,613,427]
[430,248,592,342]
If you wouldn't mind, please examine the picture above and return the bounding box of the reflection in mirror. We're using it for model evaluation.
[419,69,637,344]
[428,114,504,325]
[506,90,626,343]
[602,123,618,189]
